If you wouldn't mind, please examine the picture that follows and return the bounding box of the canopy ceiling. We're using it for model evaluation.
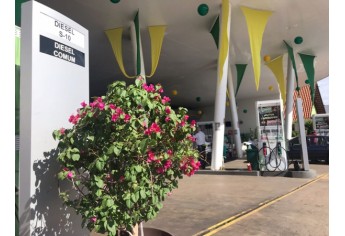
[33,0,329,109]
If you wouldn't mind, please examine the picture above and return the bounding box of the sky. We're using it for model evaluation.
[317,76,329,105]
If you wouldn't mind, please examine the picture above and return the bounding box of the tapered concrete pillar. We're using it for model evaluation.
[285,58,294,140]
[227,67,243,158]
[211,0,231,170]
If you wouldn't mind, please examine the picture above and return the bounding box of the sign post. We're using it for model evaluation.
[19,1,89,235]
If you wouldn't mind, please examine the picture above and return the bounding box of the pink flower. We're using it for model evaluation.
[142,83,155,92]
[90,101,97,108]
[165,117,171,122]
[187,134,196,142]
[111,114,119,122]
[162,96,171,104]
[67,171,74,179]
[68,114,80,124]
[167,192,172,196]
[124,114,131,123]
[59,128,66,135]
[165,107,171,114]
[109,104,116,110]
[146,151,156,163]
[164,159,172,169]
[150,123,161,133]
[167,150,173,156]
[180,157,200,177]
[90,217,97,223]
[115,107,123,114]
[183,115,189,121]
[191,120,196,127]
[180,121,186,127]
[89,97,105,110]
[98,102,105,110]
[156,167,165,174]
[81,101,87,108]
[158,88,164,93]
[144,128,151,136]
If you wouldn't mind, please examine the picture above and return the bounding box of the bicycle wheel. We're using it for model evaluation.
[269,146,288,171]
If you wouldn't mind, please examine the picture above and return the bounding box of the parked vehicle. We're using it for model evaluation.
[287,136,329,164]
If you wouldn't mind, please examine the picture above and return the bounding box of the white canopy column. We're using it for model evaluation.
[284,58,294,141]
[227,67,243,158]
[211,0,231,170]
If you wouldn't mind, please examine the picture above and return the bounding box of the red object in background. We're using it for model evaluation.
[247,163,252,171]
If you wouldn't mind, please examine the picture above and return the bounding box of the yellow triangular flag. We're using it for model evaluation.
[265,55,286,104]
[105,27,136,79]
[241,6,273,90]
[146,25,166,78]
[218,0,230,83]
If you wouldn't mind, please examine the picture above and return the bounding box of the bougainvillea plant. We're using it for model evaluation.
[53,76,200,235]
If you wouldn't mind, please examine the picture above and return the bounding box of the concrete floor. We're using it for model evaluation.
[143,159,329,236]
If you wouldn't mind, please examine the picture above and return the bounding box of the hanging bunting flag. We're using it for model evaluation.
[217,0,230,84]
[265,55,287,104]
[298,53,316,106]
[105,27,136,78]
[210,16,220,49]
[105,11,166,79]
[235,64,247,96]
[241,6,272,90]
[283,40,299,90]
[146,25,166,78]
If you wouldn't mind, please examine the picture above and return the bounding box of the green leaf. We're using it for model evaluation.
[96,189,102,197]
[106,198,114,207]
[139,139,148,154]
[140,189,146,199]
[87,135,94,141]
[131,192,139,203]
[125,199,132,208]
[107,224,116,235]
[123,192,131,200]
[113,147,120,156]
[107,145,115,155]
[57,171,65,180]
[134,165,142,173]
[96,159,105,171]
[71,154,80,161]
[157,202,163,210]
[96,179,104,188]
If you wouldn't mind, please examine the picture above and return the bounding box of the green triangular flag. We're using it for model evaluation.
[299,53,316,106]
[210,16,220,49]
[283,40,299,90]
[235,64,247,96]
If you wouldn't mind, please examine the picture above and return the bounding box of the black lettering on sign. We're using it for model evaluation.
[39,35,85,67]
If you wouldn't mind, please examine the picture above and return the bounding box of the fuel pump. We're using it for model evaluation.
[255,100,287,171]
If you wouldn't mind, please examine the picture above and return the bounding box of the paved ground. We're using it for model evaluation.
[143,159,329,236]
